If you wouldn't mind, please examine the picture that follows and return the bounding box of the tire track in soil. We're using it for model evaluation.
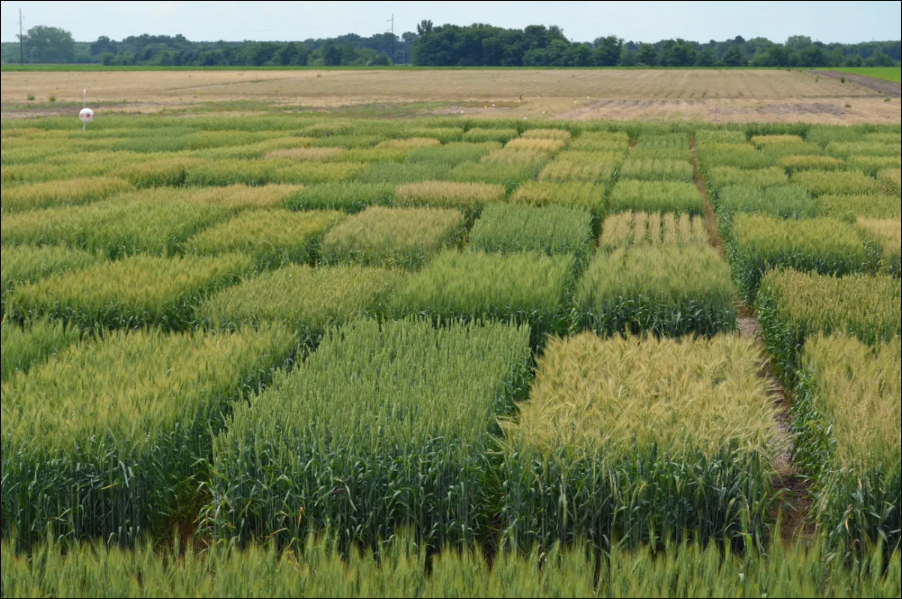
[690,137,814,545]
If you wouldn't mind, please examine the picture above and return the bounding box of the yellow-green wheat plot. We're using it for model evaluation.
[521,128,572,141]
[502,333,781,549]
[1,190,234,259]
[727,215,873,302]
[391,251,575,347]
[463,128,519,143]
[503,138,566,153]
[751,135,805,147]
[777,155,844,172]
[199,264,402,340]
[469,204,595,264]
[265,147,346,162]
[576,245,736,337]
[1,177,130,212]
[509,182,606,219]
[711,167,789,189]
[791,170,882,196]
[1,318,81,382]
[826,141,900,158]
[795,336,901,551]
[1,325,295,543]
[482,148,553,167]
[816,194,901,221]
[7,253,253,331]
[394,181,505,213]
[115,157,207,187]
[858,218,901,276]
[375,138,441,151]
[609,181,703,215]
[179,184,304,210]
[1,244,104,313]
[320,206,465,270]
[846,155,900,175]
[619,159,694,183]
[698,143,773,170]
[599,212,708,250]
[184,210,344,267]
[286,182,393,213]
[878,168,901,194]
[539,160,613,183]
[757,270,901,383]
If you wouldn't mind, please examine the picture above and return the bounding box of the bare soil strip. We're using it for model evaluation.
[690,139,814,545]
[811,70,902,98]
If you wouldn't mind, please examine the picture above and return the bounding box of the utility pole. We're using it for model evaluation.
[388,14,395,64]
[19,8,25,64]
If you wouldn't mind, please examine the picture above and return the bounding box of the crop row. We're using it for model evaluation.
[3,534,897,598]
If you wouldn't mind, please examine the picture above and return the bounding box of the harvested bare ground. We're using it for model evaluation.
[3,69,899,124]
[811,70,902,97]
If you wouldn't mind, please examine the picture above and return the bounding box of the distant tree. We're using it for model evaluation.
[720,45,746,67]
[593,35,623,66]
[482,37,504,66]
[695,47,717,67]
[636,43,658,66]
[798,44,828,67]
[321,41,343,66]
[619,46,637,67]
[567,43,594,67]
[830,47,845,67]
[844,54,864,67]
[767,45,792,67]
[867,51,896,67]
[417,20,434,36]
[786,35,813,51]
[370,53,392,66]
[21,25,75,63]
[274,42,300,66]
[90,36,118,56]
[660,39,696,66]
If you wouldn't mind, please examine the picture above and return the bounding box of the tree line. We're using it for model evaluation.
[2,22,899,69]
[411,22,900,68]
[1,28,406,67]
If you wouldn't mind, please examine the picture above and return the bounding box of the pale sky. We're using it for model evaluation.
[2,0,900,44]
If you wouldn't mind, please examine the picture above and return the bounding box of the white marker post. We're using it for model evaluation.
[79,90,94,132]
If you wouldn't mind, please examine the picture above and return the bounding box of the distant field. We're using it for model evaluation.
[826,67,901,83]
[2,68,899,123]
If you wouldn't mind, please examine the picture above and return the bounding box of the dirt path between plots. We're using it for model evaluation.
[690,138,814,545]
[810,70,902,98]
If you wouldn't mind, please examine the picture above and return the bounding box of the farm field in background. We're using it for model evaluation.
[1,112,900,597]
[2,68,901,123]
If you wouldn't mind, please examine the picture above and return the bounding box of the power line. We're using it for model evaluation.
[19,8,25,64]
[388,13,394,64]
